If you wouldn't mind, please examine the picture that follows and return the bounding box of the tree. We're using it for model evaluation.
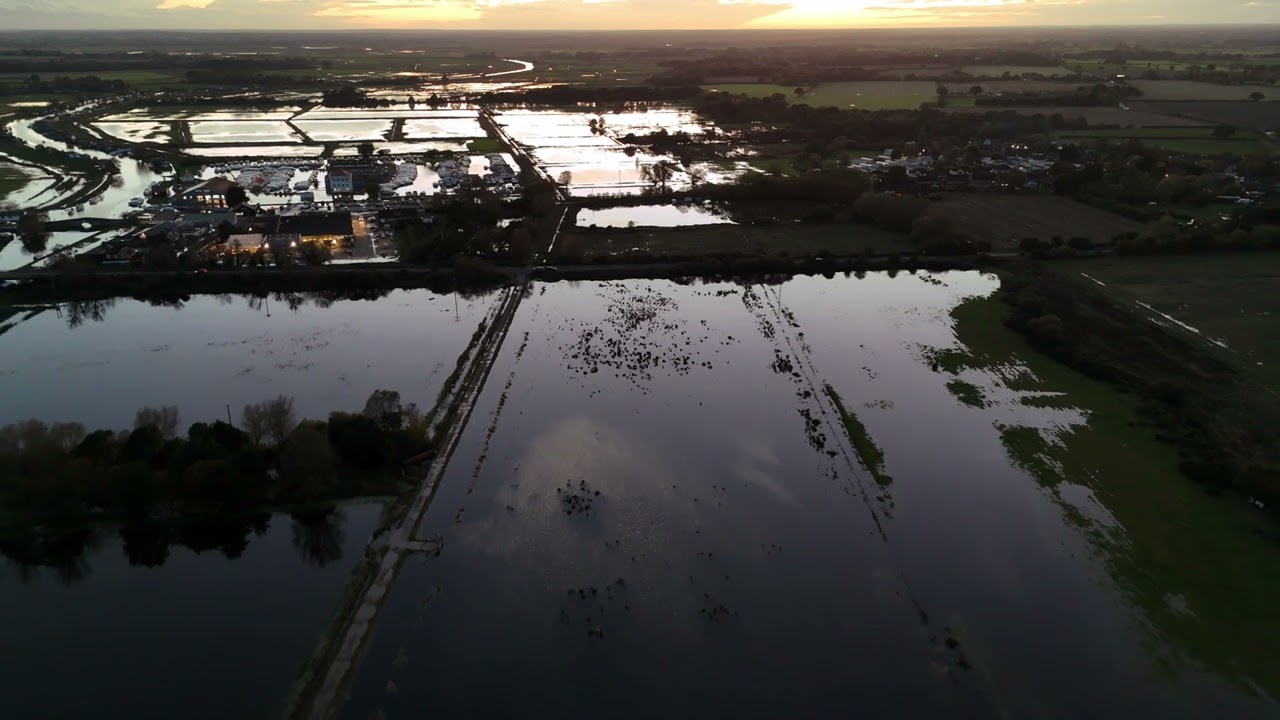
[241,395,296,447]
[687,166,708,188]
[969,85,983,96]
[279,423,336,500]
[794,87,806,97]
[936,85,950,107]
[17,211,49,254]
[225,184,248,209]
[134,406,180,440]
[298,240,332,265]
[1249,91,1265,102]
[1212,125,1237,138]
[357,141,375,158]
[216,220,234,243]
[362,389,405,431]
[640,160,678,191]
[556,170,573,187]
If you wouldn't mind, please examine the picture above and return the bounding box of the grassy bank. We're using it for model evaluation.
[999,265,1280,508]
[937,289,1280,699]
[1057,254,1280,392]
[823,384,893,487]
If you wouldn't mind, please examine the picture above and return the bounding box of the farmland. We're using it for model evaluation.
[0,162,30,202]
[1129,101,1280,132]
[704,81,968,110]
[1126,80,1273,102]
[940,104,1209,127]
[556,222,911,260]
[1057,127,1275,156]
[930,194,1143,245]
[1064,254,1280,391]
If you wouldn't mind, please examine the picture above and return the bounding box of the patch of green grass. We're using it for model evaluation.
[946,378,987,408]
[0,164,30,203]
[466,138,505,153]
[823,384,893,487]
[705,81,958,110]
[562,222,912,260]
[1059,254,1280,391]
[947,289,1280,699]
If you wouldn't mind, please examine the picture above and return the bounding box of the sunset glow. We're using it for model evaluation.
[4,0,1274,29]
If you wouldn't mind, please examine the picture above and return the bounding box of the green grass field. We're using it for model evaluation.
[0,164,30,203]
[704,82,973,110]
[1057,127,1274,156]
[941,291,1280,699]
[1062,253,1280,391]
[559,222,911,260]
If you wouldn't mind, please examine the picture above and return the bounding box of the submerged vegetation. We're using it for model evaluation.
[822,384,893,487]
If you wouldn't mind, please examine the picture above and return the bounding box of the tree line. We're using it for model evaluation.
[0,389,433,534]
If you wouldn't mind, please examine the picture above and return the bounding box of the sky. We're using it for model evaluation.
[1,0,1276,30]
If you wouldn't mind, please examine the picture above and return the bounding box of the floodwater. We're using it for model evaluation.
[576,203,734,228]
[1,502,384,720]
[0,288,502,430]
[0,230,100,271]
[188,121,302,145]
[93,121,171,144]
[492,108,717,197]
[294,119,393,142]
[337,274,1280,719]
[186,144,325,159]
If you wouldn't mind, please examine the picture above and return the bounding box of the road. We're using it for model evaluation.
[299,282,527,720]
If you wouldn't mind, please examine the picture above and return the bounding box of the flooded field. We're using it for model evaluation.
[186,144,325,158]
[576,203,734,227]
[93,121,172,144]
[0,502,384,720]
[336,274,1280,719]
[294,119,393,142]
[0,288,502,430]
[493,107,725,196]
[188,121,303,144]
[101,109,301,122]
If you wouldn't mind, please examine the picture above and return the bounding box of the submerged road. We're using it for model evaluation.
[301,281,527,719]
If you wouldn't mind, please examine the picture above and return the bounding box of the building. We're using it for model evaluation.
[263,211,354,251]
[326,159,391,195]
[327,170,355,195]
[174,178,240,210]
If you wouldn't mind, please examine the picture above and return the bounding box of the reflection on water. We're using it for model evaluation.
[0,503,383,720]
[576,203,734,228]
[339,274,1278,720]
[0,288,502,430]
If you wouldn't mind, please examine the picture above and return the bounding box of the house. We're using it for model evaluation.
[326,159,390,194]
[327,169,355,195]
[174,177,240,210]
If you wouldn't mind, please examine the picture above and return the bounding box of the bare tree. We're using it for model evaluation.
[242,395,297,446]
[687,166,708,188]
[134,406,180,440]
[556,170,573,186]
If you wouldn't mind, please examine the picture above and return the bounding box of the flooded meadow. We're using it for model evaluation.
[335,273,1280,719]
[2,269,1278,719]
